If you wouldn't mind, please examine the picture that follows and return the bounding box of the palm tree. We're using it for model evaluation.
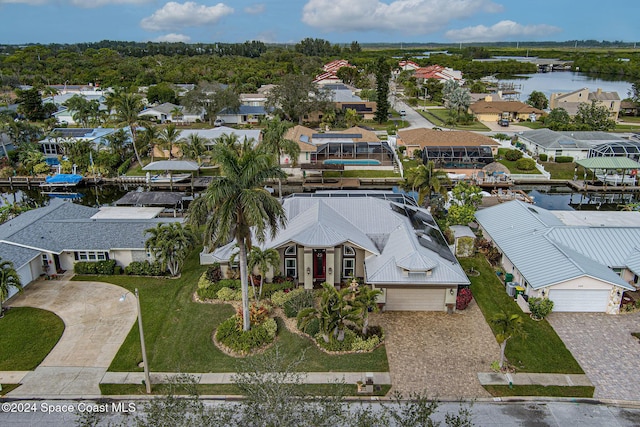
[402,161,450,206]
[139,125,160,162]
[112,92,148,167]
[170,106,184,124]
[144,222,197,277]
[259,117,300,197]
[344,108,361,128]
[491,312,526,369]
[0,259,22,317]
[247,246,280,302]
[157,123,182,159]
[299,282,361,342]
[186,142,287,331]
[180,134,209,165]
[354,284,382,336]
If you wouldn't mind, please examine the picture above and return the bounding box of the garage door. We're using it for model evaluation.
[549,289,610,312]
[385,288,446,311]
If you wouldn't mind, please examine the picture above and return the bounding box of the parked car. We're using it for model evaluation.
[498,119,509,127]
[400,110,406,116]
[214,119,225,127]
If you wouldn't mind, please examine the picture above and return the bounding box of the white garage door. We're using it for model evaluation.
[549,289,610,312]
[385,288,446,311]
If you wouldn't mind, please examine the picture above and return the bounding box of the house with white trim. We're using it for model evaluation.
[475,201,638,313]
[201,191,469,312]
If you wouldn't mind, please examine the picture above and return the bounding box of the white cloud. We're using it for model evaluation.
[141,2,234,32]
[153,33,192,42]
[302,0,503,34]
[244,3,265,15]
[445,20,562,42]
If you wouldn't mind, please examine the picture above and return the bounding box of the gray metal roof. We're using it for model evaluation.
[520,129,626,150]
[178,127,261,144]
[475,201,634,290]
[210,193,468,286]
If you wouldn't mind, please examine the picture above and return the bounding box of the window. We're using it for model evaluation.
[343,245,355,256]
[343,258,355,278]
[285,258,297,278]
[74,251,109,262]
[284,245,297,256]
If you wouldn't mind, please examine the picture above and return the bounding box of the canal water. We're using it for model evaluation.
[520,185,638,211]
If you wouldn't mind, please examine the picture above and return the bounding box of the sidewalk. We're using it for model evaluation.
[477,372,592,387]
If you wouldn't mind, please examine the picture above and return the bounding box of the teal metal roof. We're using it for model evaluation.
[577,157,640,170]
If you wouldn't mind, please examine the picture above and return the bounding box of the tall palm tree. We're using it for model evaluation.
[259,117,300,198]
[158,123,182,159]
[344,108,361,128]
[402,161,450,206]
[144,222,197,277]
[247,246,280,302]
[112,92,148,167]
[180,134,209,165]
[491,312,526,368]
[186,142,287,331]
[0,259,22,317]
[139,125,160,162]
[354,284,382,336]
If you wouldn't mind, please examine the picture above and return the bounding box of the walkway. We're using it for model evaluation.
[4,278,137,397]
[477,372,592,387]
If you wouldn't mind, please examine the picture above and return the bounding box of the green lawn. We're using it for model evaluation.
[459,256,583,374]
[484,385,594,398]
[496,159,542,175]
[514,121,545,130]
[0,384,20,395]
[420,109,490,131]
[75,250,388,374]
[540,162,596,180]
[613,123,640,132]
[0,307,65,370]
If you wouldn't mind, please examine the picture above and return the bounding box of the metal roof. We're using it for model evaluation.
[142,159,199,171]
[577,157,640,170]
[475,201,634,290]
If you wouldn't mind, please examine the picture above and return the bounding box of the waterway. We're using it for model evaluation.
[521,185,638,211]
[497,71,633,102]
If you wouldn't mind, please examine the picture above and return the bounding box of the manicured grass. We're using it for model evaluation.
[0,307,65,371]
[497,159,541,174]
[0,384,20,395]
[484,385,594,398]
[540,162,595,180]
[459,255,583,374]
[100,383,391,397]
[420,109,490,131]
[513,122,545,130]
[613,123,640,132]
[75,250,388,373]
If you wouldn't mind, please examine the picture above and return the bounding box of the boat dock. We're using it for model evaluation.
[567,180,640,193]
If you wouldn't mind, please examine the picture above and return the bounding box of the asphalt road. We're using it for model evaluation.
[1,399,639,426]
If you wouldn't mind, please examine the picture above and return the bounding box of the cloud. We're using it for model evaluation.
[302,0,503,34]
[153,33,192,42]
[244,3,265,14]
[445,20,562,42]
[141,1,234,32]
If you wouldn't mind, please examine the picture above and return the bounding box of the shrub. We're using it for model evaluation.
[205,263,223,283]
[124,260,165,276]
[316,328,357,352]
[351,335,380,352]
[198,273,213,289]
[528,297,554,320]
[262,318,277,340]
[504,149,523,161]
[515,158,536,171]
[261,282,292,298]
[270,290,289,307]
[493,133,510,141]
[298,316,320,337]
[456,288,473,310]
[217,287,237,301]
[117,158,132,176]
[283,288,315,318]
[538,153,548,162]
[555,156,573,163]
[74,262,96,274]
[215,316,277,354]
[197,286,218,300]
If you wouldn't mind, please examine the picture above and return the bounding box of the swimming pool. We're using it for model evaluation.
[324,159,382,165]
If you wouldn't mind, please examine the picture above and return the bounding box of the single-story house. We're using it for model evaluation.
[39,127,132,160]
[178,127,261,149]
[0,199,181,301]
[518,129,627,161]
[413,65,463,83]
[396,128,499,163]
[283,125,317,166]
[549,88,621,120]
[475,200,637,313]
[201,191,469,311]
[216,105,268,125]
[469,97,544,123]
[138,102,204,124]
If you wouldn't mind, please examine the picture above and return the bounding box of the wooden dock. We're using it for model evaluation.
[567,180,640,193]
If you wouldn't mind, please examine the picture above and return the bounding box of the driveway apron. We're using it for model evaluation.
[6,279,137,396]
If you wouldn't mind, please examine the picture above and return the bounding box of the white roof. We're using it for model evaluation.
[91,207,164,220]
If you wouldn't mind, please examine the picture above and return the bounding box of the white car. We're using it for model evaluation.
[214,119,225,127]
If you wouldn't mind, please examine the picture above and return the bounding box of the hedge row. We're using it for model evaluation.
[74,260,118,275]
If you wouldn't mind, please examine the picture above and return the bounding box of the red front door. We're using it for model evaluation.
[313,249,326,281]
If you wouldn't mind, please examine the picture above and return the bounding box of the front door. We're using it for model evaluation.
[313,249,326,282]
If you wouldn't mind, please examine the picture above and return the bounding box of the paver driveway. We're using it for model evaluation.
[548,311,640,401]
[6,278,137,396]
[373,301,500,399]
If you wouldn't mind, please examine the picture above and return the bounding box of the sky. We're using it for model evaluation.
[0,0,637,46]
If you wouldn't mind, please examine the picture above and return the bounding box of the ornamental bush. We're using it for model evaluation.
[504,149,523,161]
[555,156,573,163]
[205,263,223,283]
[538,153,548,162]
[456,288,473,310]
[217,287,238,301]
[351,335,380,352]
[283,288,315,318]
[215,316,277,354]
[528,297,554,320]
[74,260,116,275]
[124,260,165,276]
[515,158,536,171]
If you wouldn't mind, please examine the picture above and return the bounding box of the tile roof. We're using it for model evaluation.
[470,100,544,115]
[397,128,498,148]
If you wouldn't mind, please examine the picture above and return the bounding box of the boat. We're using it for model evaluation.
[147,172,191,183]
[42,191,84,200]
[595,174,637,186]
[40,173,83,188]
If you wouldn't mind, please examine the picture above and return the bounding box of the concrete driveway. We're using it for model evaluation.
[5,278,137,396]
[374,301,500,399]
[548,311,640,401]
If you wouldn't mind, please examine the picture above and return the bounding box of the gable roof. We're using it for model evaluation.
[284,125,316,151]
[470,100,544,115]
[475,201,634,290]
